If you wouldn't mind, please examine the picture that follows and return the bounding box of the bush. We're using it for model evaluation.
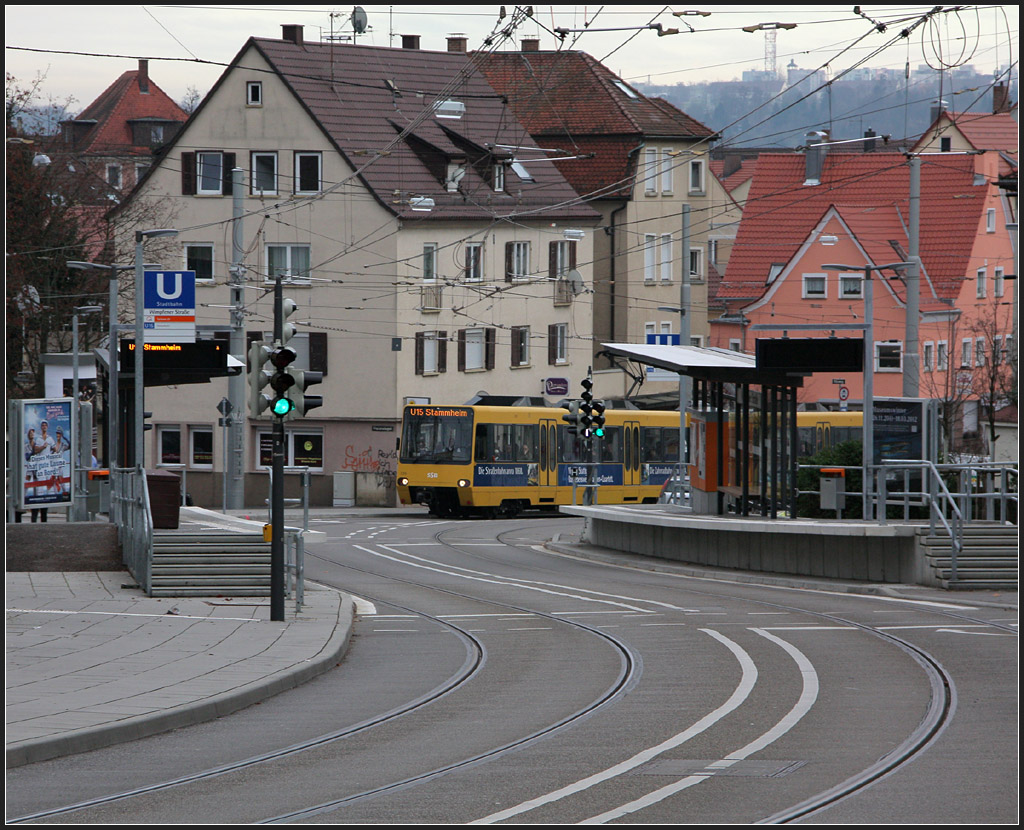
[796,441,863,518]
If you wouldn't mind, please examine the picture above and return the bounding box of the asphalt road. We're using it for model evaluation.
[6,515,1017,824]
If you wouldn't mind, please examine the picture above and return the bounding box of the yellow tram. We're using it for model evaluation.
[396,404,682,518]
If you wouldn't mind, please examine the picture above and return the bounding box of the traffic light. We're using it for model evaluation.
[268,346,298,418]
[562,400,580,435]
[283,367,324,420]
[143,411,153,432]
[592,400,606,438]
[580,376,594,436]
[248,340,273,418]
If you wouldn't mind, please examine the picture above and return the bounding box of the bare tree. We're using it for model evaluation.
[968,299,1017,458]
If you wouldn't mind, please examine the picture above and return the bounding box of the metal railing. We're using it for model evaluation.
[111,466,153,594]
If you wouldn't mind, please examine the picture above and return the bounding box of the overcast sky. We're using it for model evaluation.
[6,4,1018,113]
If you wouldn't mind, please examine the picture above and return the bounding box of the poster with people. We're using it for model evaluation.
[21,399,74,508]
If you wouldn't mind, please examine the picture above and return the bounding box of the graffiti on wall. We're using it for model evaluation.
[341,444,398,490]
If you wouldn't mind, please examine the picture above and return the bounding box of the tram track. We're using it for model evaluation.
[8,518,1012,824]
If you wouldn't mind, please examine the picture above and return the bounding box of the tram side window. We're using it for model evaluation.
[557,426,585,462]
[642,427,679,462]
[598,426,622,463]
[475,424,538,462]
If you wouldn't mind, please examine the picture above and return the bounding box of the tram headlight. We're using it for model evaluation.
[458,479,470,488]
[398,476,409,487]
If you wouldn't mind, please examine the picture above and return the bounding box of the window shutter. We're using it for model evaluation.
[309,331,328,375]
[414,332,424,375]
[438,331,447,373]
[511,326,522,366]
[181,152,195,195]
[505,242,514,283]
[458,329,467,372]
[569,240,577,269]
[548,324,557,365]
[548,242,557,278]
[485,327,495,370]
[222,153,235,195]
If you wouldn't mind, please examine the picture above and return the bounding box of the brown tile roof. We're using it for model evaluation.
[717,152,986,304]
[249,37,598,222]
[473,50,716,198]
[936,109,1019,154]
[71,68,187,156]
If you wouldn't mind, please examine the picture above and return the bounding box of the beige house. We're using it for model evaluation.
[475,44,739,404]
[114,26,598,507]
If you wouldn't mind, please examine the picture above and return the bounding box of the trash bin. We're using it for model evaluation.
[87,469,109,516]
[820,468,846,512]
[146,469,182,529]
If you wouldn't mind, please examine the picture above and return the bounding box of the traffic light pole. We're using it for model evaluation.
[270,277,286,622]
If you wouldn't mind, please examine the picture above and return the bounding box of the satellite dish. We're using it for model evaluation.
[352,7,368,34]
[566,269,584,296]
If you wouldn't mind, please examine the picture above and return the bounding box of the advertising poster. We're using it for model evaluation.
[20,399,74,508]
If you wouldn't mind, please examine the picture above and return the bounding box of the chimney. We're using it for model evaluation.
[282,24,304,45]
[992,83,1011,114]
[447,35,468,53]
[804,131,827,186]
[402,34,421,50]
[863,128,877,152]
[723,153,742,178]
[138,59,149,94]
[521,38,540,52]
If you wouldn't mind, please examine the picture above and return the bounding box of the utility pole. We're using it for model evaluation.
[680,204,692,476]
[904,155,922,397]
[227,167,246,509]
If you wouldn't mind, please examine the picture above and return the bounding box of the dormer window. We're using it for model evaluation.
[493,163,506,192]
[446,161,466,192]
[247,81,263,107]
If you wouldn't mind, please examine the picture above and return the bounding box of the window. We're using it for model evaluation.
[251,152,278,195]
[662,235,674,283]
[458,327,495,371]
[993,336,1003,364]
[923,341,934,372]
[258,430,324,470]
[136,163,151,183]
[876,342,902,372]
[986,208,996,232]
[190,427,213,468]
[689,248,703,282]
[548,323,568,364]
[975,338,985,367]
[505,241,530,282]
[511,326,530,367]
[690,335,704,347]
[802,273,827,298]
[253,330,327,375]
[186,243,215,282]
[729,339,742,352]
[493,163,505,192]
[188,151,235,196]
[149,125,164,144]
[422,243,438,281]
[644,234,657,283]
[415,331,447,375]
[976,267,987,298]
[661,148,673,193]
[940,136,952,152]
[158,426,181,466]
[549,240,575,278]
[644,148,658,194]
[994,267,1004,298]
[689,159,705,193]
[266,244,311,283]
[961,338,973,368]
[708,238,720,268]
[840,273,863,298]
[465,242,483,282]
[446,161,466,192]
[937,341,948,371]
[247,81,262,106]
[107,164,122,189]
[294,152,322,194]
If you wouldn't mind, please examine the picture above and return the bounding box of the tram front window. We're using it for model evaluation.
[401,411,473,464]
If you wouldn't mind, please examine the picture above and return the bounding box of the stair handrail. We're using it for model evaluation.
[880,459,964,582]
[111,465,154,594]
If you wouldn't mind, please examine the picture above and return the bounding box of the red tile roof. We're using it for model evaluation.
[71,68,187,156]
[718,152,986,303]
[931,109,1019,154]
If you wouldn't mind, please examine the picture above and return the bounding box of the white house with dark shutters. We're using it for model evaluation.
[113,26,598,506]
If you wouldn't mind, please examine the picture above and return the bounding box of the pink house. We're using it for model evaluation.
[711,148,1015,449]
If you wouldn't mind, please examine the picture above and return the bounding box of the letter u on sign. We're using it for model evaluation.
[156,272,183,300]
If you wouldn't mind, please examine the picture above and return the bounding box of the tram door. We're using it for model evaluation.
[622,419,642,491]
[538,418,559,503]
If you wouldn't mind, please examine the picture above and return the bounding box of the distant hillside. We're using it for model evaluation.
[637,69,1016,149]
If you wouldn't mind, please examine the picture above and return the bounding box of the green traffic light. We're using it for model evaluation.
[272,397,294,417]
[594,427,605,437]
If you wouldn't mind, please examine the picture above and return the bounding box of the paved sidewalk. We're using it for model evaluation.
[6,571,352,767]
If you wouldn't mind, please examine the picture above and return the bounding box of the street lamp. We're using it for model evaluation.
[823,261,912,519]
[71,305,102,520]
[134,229,178,469]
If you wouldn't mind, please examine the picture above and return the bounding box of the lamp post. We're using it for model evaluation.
[134,229,178,468]
[823,261,912,519]
[67,262,134,470]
